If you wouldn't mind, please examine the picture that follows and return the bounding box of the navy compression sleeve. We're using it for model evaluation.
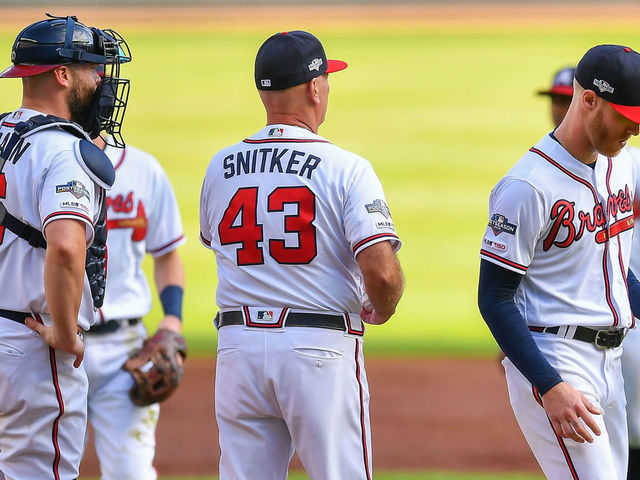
[628,269,640,320]
[477,259,562,395]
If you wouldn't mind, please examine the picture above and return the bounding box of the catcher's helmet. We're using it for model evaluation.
[0,14,132,147]
[0,14,130,78]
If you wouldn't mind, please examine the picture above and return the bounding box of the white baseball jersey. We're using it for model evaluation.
[200,123,400,480]
[84,143,184,480]
[97,143,185,322]
[0,108,100,330]
[483,133,635,480]
[0,107,101,480]
[200,124,401,313]
[480,133,635,329]
[622,145,640,450]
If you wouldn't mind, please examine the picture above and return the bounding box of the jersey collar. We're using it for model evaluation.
[246,124,330,143]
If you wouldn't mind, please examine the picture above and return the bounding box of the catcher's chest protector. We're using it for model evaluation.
[0,114,115,308]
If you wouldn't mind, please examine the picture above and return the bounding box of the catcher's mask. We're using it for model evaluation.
[0,14,132,147]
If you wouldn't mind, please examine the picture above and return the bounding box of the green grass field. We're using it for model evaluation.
[0,7,638,358]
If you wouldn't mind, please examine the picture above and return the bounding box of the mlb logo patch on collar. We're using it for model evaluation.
[268,128,284,137]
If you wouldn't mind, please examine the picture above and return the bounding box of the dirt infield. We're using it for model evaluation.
[80,357,539,477]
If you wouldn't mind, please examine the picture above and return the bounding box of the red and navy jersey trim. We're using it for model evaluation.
[114,147,126,171]
[479,249,528,273]
[354,340,371,480]
[33,313,64,480]
[243,138,331,144]
[353,233,399,253]
[200,232,212,247]
[43,211,93,225]
[532,386,580,479]
[148,234,185,254]
[529,147,599,203]
[2,121,17,128]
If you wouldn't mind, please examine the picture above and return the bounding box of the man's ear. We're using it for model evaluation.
[308,77,321,105]
[51,65,72,88]
[582,89,599,112]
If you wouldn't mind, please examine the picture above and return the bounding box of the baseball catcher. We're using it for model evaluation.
[123,329,187,406]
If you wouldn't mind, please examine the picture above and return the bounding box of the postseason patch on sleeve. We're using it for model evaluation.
[488,213,517,236]
[365,199,396,230]
[55,180,90,200]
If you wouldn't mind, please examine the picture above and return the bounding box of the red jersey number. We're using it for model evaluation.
[218,186,317,266]
[218,187,264,265]
[268,186,317,264]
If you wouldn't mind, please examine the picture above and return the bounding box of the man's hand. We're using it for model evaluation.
[24,317,85,368]
[541,381,602,443]
[359,295,390,325]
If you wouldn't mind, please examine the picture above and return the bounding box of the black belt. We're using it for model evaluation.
[216,310,346,331]
[0,308,30,324]
[87,318,141,334]
[529,325,625,349]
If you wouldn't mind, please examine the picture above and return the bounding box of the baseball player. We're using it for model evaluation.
[199,30,404,479]
[624,128,640,480]
[537,65,576,127]
[82,134,185,480]
[538,65,640,480]
[0,15,131,480]
[495,66,577,367]
[479,44,640,480]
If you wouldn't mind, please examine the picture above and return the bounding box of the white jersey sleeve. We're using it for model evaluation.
[0,108,99,329]
[39,149,97,245]
[145,163,184,257]
[343,160,401,256]
[98,144,185,321]
[481,178,546,274]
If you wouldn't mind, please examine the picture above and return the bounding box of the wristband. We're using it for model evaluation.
[160,285,183,321]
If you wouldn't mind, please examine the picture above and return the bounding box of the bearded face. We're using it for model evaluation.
[587,98,638,158]
[68,65,100,126]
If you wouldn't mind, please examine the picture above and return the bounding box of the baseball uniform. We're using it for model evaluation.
[480,132,635,479]
[83,142,185,480]
[623,145,640,470]
[200,123,401,479]
[0,108,101,480]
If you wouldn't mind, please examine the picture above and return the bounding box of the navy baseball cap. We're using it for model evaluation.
[537,66,575,97]
[255,30,348,91]
[575,44,640,123]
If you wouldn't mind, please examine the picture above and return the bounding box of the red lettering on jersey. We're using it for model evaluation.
[106,200,147,241]
[106,191,134,213]
[543,186,633,250]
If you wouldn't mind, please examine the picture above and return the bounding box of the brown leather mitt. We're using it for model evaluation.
[122,329,187,406]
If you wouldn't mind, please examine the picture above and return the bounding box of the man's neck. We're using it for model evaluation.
[266,113,318,134]
[553,116,598,165]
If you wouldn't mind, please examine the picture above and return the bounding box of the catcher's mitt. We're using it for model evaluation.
[123,329,187,407]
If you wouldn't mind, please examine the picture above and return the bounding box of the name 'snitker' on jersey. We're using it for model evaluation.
[223,147,321,180]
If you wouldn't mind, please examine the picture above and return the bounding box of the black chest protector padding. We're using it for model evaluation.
[76,139,115,190]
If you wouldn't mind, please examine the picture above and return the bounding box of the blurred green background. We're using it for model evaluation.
[1,4,639,357]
